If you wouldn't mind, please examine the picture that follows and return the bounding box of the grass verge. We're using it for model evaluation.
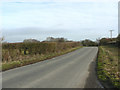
[97,45,120,88]
[2,46,82,71]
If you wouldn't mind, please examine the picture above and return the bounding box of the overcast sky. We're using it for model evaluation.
[1,0,118,42]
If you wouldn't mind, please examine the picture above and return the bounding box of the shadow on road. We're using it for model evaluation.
[84,58,103,88]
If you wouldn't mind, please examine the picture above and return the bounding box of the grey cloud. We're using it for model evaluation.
[3,27,68,36]
[2,27,70,42]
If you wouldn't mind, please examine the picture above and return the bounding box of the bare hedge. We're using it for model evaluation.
[2,42,80,62]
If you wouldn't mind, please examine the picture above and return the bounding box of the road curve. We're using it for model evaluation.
[2,47,100,88]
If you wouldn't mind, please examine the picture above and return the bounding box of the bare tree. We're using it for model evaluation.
[0,36,4,42]
[0,31,4,43]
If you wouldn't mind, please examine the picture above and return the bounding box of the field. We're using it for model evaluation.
[97,45,120,88]
[1,42,82,71]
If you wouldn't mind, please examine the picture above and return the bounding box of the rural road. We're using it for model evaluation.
[2,47,102,88]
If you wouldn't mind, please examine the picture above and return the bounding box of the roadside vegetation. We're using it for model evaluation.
[97,35,120,88]
[2,41,82,71]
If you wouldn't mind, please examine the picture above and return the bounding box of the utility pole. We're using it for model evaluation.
[109,30,114,39]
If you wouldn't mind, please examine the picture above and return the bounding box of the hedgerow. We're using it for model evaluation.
[2,42,80,62]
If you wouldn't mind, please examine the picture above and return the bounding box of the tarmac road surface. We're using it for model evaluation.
[2,47,102,88]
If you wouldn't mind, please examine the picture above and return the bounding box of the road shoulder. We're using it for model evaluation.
[84,54,103,88]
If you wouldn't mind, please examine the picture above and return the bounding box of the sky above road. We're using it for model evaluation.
[1,0,118,42]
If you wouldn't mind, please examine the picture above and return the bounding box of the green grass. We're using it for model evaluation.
[97,45,120,88]
[2,46,82,71]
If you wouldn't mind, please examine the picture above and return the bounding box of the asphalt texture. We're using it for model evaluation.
[2,47,102,88]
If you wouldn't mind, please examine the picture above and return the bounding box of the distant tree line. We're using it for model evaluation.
[23,39,40,43]
[22,37,71,43]
[45,37,69,42]
[99,34,120,46]
[81,39,98,46]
